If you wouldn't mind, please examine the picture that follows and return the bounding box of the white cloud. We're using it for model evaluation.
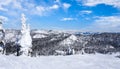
[0,0,11,11]
[32,6,46,16]
[36,6,46,13]
[63,3,71,9]
[49,4,59,10]
[0,0,24,11]
[83,16,120,32]
[79,0,120,8]
[32,4,59,16]
[0,0,62,28]
[0,16,8,22]
[12,0,23,10]
[61,18,77,21]
[80,10,92,14]
[94,16,120,28]
[0,0,60,16]
[0,7,8,11]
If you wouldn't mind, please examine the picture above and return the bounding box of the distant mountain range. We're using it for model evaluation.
[3,29,120,56]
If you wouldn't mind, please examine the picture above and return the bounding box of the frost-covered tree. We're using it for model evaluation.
[18,13,32,56]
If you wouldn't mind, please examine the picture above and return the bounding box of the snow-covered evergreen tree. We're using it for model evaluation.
[18,13,32,56]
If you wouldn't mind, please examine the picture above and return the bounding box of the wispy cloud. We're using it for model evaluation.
[0,0,11,11]
[0,0,60,16]
[63,3,71,10]
[82,16,120,32]
[0,16,8,22]
[78,0,120,8]
[0,0,72,17]
[94,16,120,28]
[61,17,77,21]
[0,7,8,11]
[49,4,59,10]
[33,6,46,16]
[80,10,92,15]
[0,0,25,11]
[32,4,59,16]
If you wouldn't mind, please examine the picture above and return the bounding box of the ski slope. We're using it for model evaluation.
[0,54,120,69]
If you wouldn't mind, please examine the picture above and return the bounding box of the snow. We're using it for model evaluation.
[18,13,32,48]
[5,31,18,42]
[18,13,32,55]
[69,35,77,41]
[0,54,120,69]
[33,30,49,34]
[60,34,77,45]
[33,34,47,38]
[55,50,66,55]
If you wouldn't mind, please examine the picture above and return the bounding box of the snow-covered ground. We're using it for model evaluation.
[0,54,120,69]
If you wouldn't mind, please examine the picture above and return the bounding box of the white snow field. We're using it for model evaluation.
[0,54,120,69]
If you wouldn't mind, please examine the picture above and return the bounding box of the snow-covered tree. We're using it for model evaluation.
[18,13,32,56]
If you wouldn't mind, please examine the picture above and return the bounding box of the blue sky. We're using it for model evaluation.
[0,0,120,32]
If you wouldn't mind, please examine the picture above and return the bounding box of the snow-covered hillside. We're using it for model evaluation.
[3,29,120,55]
[0,54,120,69]
[60,34,78,45]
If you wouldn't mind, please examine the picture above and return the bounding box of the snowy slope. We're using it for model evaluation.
[32,30,49,38]
[0,54,119,69]
[60,34,78,45]
[33,34,47,38]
